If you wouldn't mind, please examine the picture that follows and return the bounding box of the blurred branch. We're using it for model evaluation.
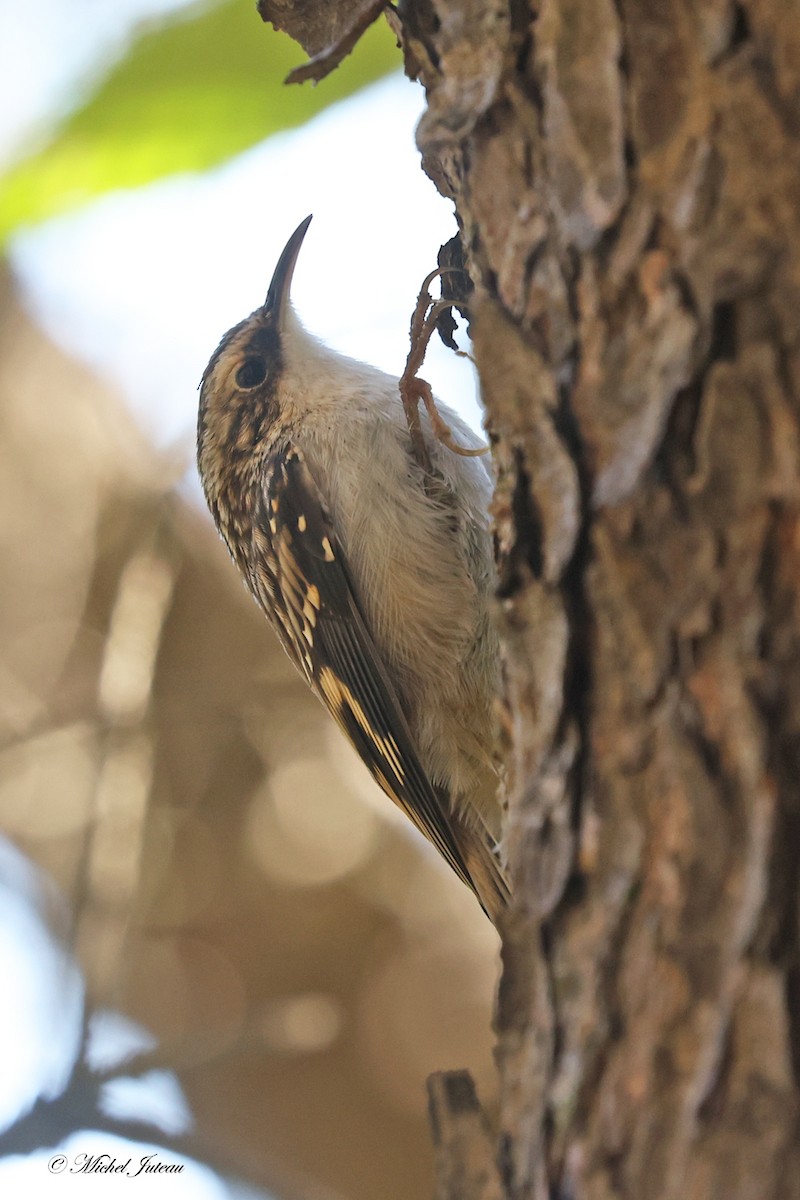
[0,1052,262,1193]
[427,1072,504,1200]
[73,511,180,995]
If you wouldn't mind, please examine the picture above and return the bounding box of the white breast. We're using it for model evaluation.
[282,310,499,811]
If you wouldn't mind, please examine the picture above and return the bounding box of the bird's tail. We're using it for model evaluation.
[458,825,510,925]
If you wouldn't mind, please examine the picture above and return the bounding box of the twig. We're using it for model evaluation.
[427,1071,505,1200]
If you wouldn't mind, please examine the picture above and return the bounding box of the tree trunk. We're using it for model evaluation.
[268,1,800,1195]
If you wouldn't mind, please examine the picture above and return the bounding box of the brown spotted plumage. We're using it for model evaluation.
[197,217,508,922]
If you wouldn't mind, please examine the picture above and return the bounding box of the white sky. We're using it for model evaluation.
[0,0,197,166]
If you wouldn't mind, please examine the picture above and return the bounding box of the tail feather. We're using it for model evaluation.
[458,826,510,925]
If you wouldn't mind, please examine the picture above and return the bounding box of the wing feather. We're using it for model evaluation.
[250,445,475,892]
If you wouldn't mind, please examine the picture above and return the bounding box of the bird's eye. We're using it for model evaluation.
[235,357,267,389]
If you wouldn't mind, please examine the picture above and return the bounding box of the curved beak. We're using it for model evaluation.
[263,214,313,331]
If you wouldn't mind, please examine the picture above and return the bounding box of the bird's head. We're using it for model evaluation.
[197,214,313,518]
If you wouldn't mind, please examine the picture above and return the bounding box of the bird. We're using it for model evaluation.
[197,215,508,922]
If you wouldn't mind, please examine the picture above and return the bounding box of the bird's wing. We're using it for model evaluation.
[249,444,475,892]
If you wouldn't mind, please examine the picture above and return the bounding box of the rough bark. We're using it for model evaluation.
[273,1,800,1196]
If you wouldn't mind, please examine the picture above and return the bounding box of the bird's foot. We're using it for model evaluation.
[399,268,488,469]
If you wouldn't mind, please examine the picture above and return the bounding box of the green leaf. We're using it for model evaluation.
[0,0,399,242]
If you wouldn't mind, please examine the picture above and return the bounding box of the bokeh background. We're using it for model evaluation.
[0,2,498,1197]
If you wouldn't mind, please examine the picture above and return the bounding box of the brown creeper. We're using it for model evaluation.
[197,217,508,922]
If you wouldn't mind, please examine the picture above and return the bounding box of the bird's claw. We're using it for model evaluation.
[399,268,488,469]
